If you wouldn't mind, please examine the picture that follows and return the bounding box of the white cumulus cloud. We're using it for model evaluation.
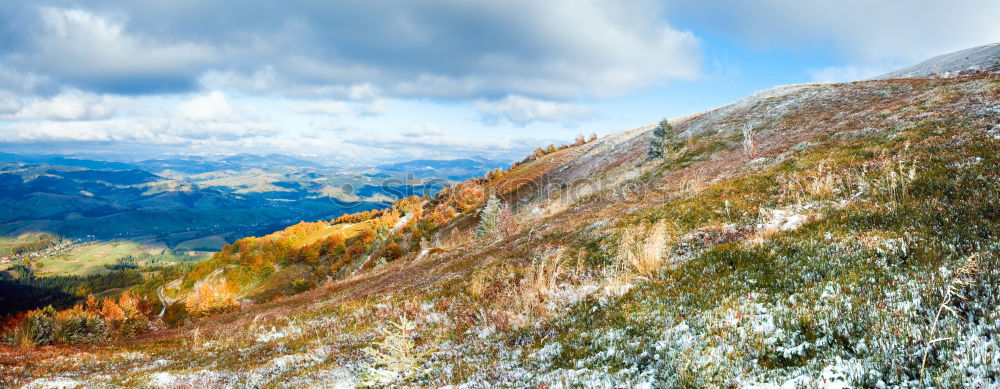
[286,101,353,116]
[7,90,118,120]
[401,124,444,138]
[475,95,594,126]
[175,91,234,122]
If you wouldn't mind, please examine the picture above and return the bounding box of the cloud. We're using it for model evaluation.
[0,89,280,147]
[808,64,898,83]
[344,132,549,160]
[7,7,216,94]
[0,92,19,114]
[6,89,118,120]
[287,100,353,116]
[668,0,1000,66]
[347,84,380,101]
[0,120,186,144]
[174,91,234,122]
[401,124,443,138]
[0,64,50,95]
[0,1,701,100]
[363,99,386,115]
[475,95,594,125]
[0,118,280,145]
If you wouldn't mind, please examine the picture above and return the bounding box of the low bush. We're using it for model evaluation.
[55,306,106,344]
[18,306,57,347]
[291,278,315,294]
[162,302,188,328]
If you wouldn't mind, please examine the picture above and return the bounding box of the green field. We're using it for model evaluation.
[32,241,210,277]
[0,232,57,256]
[175,235,229,251]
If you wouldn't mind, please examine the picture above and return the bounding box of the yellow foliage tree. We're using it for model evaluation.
[185,279,239,317]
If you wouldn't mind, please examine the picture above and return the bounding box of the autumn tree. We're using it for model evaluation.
[531,147,546,160]
[358,225,377,245]
[324,233,347,258]
[185,279,238,318]
[381,242,403,260]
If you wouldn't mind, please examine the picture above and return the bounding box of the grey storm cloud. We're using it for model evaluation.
[0,0,702,99]
[4,1,998,100]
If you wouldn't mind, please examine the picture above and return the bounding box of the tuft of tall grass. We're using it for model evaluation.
[615,219,672,278]
[359,316,436,386]
[919,253,982,387]
[518,248,566,309]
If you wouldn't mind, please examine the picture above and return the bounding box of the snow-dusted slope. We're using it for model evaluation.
[874,42,1000,79]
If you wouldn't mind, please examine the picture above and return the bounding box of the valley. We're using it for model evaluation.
[0,155,506,318]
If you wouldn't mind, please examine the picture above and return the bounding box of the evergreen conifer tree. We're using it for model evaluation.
[648,119,672,159]
[475,195,501,239]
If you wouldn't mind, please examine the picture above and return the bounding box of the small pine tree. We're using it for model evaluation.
[475,195,501,239]
[648,119,672,159]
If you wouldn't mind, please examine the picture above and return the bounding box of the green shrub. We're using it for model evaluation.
[118,315,149,339]
[162,302,189,328]
[291,278,315,294]
[18,307,56,347]
[55,308,106,344]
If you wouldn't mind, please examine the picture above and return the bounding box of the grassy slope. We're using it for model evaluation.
[3,76,999,387]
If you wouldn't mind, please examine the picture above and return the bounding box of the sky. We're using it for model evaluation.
[0,0,998,165]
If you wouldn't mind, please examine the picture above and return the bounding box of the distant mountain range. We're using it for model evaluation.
[0,153,508,249]
[0,152,135,170]
[377,158,509,180]
[135,153,326,175]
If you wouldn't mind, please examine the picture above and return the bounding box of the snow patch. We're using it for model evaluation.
[255,324,302,343]
[24,378,82,388]
[149,372,176,388]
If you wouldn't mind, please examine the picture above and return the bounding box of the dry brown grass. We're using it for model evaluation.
[779,162,847,205]
[464,248,569,329]
[615,219,672,278]
[919,254,984,387]
[880,157,917,205]
[517,248,565,309]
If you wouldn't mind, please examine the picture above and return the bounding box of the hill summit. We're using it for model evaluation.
[875,42,1000,79]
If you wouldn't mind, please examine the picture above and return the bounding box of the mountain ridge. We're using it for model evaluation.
[875,42,1000,79]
